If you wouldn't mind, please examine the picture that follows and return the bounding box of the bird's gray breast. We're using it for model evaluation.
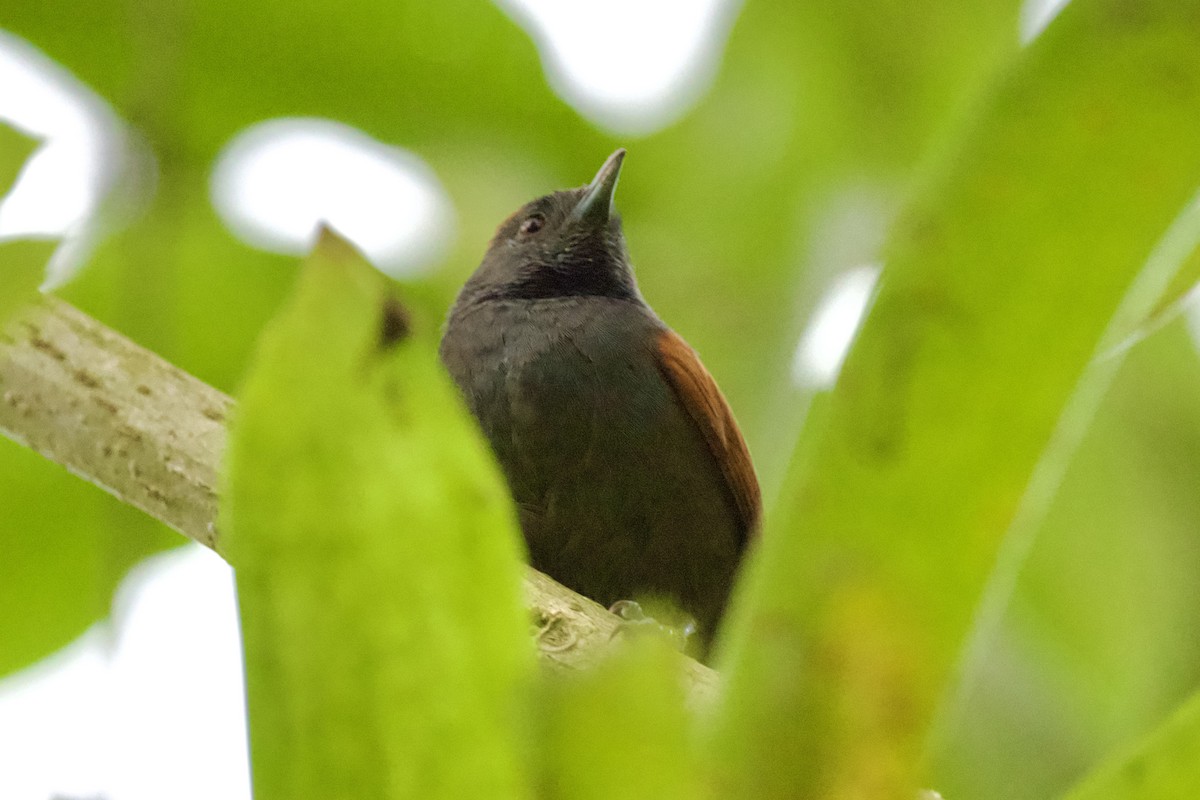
[440,295,740,632]
[441,297,669,504]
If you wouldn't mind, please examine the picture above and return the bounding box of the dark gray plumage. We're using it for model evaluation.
[440,150,759,644]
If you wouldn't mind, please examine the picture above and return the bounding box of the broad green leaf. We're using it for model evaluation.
[0,238,54,324]
[711,2,1200,797]
[0,437,178,677]
[0,121,37,199]
[221,229,531,799]
[1062,690,1200,800]
[535,638,700,800]
[932,321,1200,800]
[929,193,1200,799]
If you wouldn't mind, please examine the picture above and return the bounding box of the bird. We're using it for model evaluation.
[439,149,760,649]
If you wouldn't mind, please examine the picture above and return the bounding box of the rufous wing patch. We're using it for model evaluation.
[655,329,762,541]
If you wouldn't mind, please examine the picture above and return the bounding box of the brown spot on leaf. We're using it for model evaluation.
[379,296,411,350]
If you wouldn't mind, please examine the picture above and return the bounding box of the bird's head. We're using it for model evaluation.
[459,149,640,304]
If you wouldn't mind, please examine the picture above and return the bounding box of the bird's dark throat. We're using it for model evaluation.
[476,261,638,302]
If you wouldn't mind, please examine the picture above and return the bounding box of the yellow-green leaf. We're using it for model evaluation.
[536,638,700,800]
[221,228,532,799]
[0,122,37,200]
[710,2,1200,797]
[0,238,55,325]
[1063,691,1200,800]
[932,319,1200,799]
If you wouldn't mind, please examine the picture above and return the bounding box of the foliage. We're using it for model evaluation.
[2,0,1200,797]
[711,3,1200,796]
[536,637,701,800]
[0,125,51,322]
[221,231,531,798]
[1063,688,1200,800]
[0,121,36,199]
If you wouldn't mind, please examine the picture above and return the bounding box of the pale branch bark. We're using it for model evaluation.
[0,297,227,549]
[0,296,719,703]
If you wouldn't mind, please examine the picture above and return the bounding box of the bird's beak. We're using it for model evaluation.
[570,148,626,226]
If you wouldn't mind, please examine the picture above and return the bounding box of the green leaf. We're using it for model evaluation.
[931,321,1200,800]
[535,638,700,800]
[0,238,55,325]
[928,193,1200,800]
[0,121,37,200]
[1062,690,1200,800]
[0,124,52,325]
[710,2,1200,797]
[221,229,532,799]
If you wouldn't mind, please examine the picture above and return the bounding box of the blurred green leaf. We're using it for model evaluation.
[932,321,1200,800]
[221,229,532,799]
[535,637,700,800]
[1062,689,1200,800]
[10,0,602,395]
[711,2,1200,797]
[0,437,178,677]
[0,123,48,325]
[0,238,54,324]
[0,121,37,199]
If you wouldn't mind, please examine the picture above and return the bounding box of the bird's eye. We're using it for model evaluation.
[518,214,545,237]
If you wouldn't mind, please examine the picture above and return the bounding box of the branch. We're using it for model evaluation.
[0,296,718,703]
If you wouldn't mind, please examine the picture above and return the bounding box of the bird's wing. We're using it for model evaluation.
[655,329,762,542]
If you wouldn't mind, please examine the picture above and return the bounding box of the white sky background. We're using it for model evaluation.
[0,1,1073,797]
